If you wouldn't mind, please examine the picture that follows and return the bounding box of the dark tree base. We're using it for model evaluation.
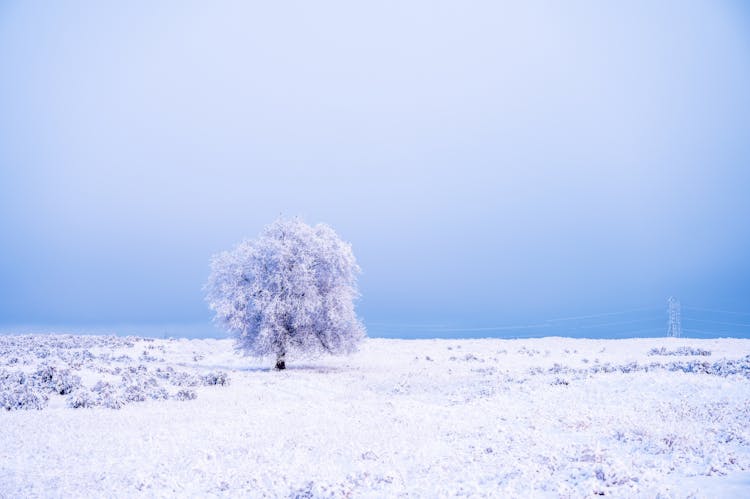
[275,359,286,370]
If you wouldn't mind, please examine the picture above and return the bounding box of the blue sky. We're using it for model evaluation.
[1,1,750,337]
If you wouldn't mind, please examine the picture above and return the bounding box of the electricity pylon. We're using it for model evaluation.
[667,297,682,338]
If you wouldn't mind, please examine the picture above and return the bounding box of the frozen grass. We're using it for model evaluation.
[1,335,749,497]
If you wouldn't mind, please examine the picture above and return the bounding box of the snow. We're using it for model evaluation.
[1,334,749,497]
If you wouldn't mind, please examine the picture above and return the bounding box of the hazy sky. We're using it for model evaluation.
[1,1,749,337]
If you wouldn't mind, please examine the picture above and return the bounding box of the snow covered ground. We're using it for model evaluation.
[1,334,749,497]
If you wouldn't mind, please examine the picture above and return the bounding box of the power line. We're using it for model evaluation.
[546,307,661,322]
[682,328,743,336]
[370,309,664,333]
[368,303,750,338]
[575,317,663,329]
[604,327,665,337]
[366,322,454,329]
[682,318,750,328]
[558,327,665,337]
[683,306,750,317]
[406,323,551,333]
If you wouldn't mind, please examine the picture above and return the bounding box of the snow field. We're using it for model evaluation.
[1,335,749,497]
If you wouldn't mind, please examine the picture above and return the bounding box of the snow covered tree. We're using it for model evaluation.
[205,218,366,369]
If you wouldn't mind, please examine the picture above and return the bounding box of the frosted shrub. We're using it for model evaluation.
[155,366,174,379]
[202,371,230,386]
[648,346,712,357]
[123,384,147,403]
[0,370,48,410]
[98,394,125,409]
[92,381,125,409]
[0,369,27,385]
[1,384,48,410]
[206,218,366,369]
[170,371,200,387]
[67,390,95,409]
[0,336,230,410]
[33,366,81,395]
[155,366,215,387]
[174,389,197,401]
[149,387,170,400]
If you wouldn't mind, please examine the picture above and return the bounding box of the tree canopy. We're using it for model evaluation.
[206,218,365,368]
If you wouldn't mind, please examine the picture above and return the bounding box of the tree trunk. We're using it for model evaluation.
[276,327,289,370]
[275,352,286,370]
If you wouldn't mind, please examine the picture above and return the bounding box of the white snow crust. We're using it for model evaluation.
[1,335,749,497]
